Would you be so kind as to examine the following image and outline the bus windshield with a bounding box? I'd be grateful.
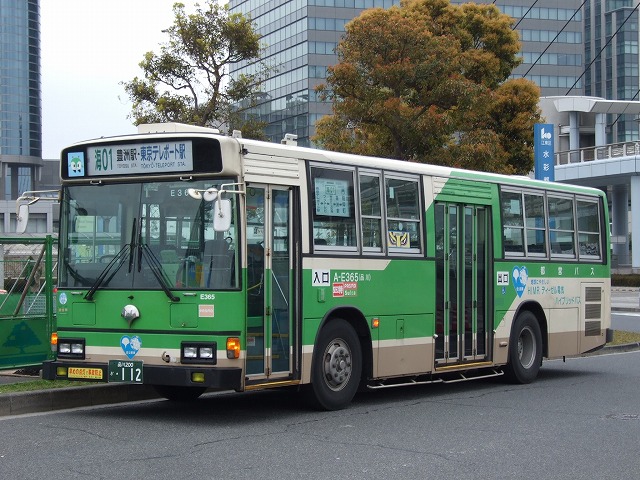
[58,179,238,291]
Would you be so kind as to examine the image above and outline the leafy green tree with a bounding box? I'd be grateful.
[123,1,270,138]
[315,0,541,174]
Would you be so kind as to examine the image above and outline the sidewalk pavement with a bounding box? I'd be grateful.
[1,288,639,417]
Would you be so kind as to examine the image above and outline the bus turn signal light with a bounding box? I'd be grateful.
[227,337,240,359]
[50,332,58,351]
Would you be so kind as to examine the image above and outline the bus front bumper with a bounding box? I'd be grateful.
[41,360,243,391]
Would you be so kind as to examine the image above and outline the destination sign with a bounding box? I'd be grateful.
[82,141,194,177]
[61,137,223,180]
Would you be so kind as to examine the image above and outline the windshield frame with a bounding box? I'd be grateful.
[58,179,240,292]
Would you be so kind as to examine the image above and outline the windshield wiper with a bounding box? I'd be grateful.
[84,245,131,301]
[86,219,138,301]
[140,244,180,302]
[128,218,137,274]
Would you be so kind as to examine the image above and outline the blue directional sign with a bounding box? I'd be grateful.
[534,123,554,182]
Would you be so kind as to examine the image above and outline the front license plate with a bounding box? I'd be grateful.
[108,360,143,383]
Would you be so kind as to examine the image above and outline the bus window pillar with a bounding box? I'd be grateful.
[612,184,629,267]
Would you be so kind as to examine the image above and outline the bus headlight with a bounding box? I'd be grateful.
[199,347,214,359]
[181,342,216,364]
[183,347,198,358]
[57,338,85,359]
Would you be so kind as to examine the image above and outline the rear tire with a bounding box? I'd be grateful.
[504,311,542,384]
[305,318,362,411]
[153,385,207,402]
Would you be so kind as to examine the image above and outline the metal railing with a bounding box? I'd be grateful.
[555,141,640,165]
[0,235,56,370]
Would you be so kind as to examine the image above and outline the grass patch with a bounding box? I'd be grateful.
[608,330,640,346]
[0,379,91,395]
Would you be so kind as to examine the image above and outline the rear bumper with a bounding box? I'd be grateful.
[42,360,243,391]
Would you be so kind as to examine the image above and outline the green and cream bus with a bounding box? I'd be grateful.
[39,123,611,410]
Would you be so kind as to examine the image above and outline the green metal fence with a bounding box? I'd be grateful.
[0,236,56,369]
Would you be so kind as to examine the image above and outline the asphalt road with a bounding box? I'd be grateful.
[0,286,636,417]
[1,350,639,480]
[612,311,640,332]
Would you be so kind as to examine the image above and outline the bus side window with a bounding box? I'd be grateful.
[359,172,383,252]
[548,195,576,258]
[501,190,524,256]
[310,166,357,250]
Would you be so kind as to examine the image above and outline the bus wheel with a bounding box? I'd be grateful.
[153,385,207,402]
[504,311,542,384]
[306,318,362,411]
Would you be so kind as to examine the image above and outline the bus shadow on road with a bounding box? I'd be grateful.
[84,387,314,425]
[81,364,603,424]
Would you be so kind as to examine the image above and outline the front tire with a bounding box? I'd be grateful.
[306,318,362,411]
[504,311,542,384]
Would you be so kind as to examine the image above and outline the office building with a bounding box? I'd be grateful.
[584,0,640,142]
[0,0,55,234]
[229,0,403,147]
[451,1,585,96]
[229,0,585,146]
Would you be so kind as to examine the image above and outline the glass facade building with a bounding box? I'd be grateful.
[229,0,584,147]
[0,0,47,232]
[584,0,640,142]
[450,1,585,96]
[0,0,41,196]
[228,0,402,147]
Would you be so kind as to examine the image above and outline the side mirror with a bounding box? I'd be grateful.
[16,204,29,234]
[213,199,232,232]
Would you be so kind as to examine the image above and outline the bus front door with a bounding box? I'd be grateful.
[435,203,489,367]
[245,185,293,381]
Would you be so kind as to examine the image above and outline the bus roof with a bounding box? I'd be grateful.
[65,122,604,199]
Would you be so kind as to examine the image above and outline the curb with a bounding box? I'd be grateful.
[588,342,640,356]
[602,341,640,352]
[0,383,159,417]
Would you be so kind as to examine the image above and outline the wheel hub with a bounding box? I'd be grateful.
[518,326,536,369]
[323,340,352,391]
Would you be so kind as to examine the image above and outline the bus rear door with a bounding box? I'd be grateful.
[435,203,490,367]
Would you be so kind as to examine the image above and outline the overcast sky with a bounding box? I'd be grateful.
[40,0,194,159]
